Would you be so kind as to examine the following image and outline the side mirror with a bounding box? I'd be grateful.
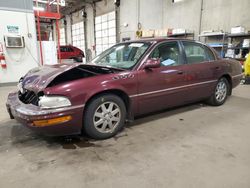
[143,58,161,69]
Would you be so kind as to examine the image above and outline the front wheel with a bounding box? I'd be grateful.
[83,94,126,139]
[207,77,229,106]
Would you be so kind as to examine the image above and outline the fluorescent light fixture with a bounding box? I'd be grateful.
[33,6,45,11]
[172,0,184,3]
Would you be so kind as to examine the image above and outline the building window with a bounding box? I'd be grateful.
[60,28,66,45]
[72,22,85,53]
[95,11,116,55]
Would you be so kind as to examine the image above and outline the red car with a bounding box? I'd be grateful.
[6,38,243,139]
[59,45,84,62]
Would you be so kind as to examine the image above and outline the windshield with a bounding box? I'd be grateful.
[91,42,151,70]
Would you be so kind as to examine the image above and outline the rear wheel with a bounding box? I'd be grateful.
[83,94,126,139]
[76,56,83,62]
[207,77,229,106]
[71,57,82,63]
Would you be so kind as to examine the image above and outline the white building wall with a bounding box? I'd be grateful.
[119,0,250,40]
[164,0,250,39]
[139,0,164,30]
[119,0,164,41]
[95,0,115,16]
[119,0,138,40]
[0,10,39,84]
[201,0,250,32]
[163,0,202,38]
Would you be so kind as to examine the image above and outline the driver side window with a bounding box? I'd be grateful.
[150,42,182,66]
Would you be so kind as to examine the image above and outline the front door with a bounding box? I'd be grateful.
[136,41,189,115]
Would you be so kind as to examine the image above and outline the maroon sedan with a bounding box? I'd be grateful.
[6,38,242,139]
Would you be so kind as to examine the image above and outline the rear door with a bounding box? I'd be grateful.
[181,41,220,102]
[136,41,189,115]
[66,47,75,59]
[60,47,75,59]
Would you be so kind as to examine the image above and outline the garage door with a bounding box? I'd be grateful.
[72,22,85,53]
[95,11,116,55]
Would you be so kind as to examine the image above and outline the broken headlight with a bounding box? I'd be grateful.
[38,96,71,109]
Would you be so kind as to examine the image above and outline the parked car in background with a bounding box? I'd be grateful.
[6,38,243,139]
[59,45,84,62]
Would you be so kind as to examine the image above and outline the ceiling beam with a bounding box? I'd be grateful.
[60,0,102,16]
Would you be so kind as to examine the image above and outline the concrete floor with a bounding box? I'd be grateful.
[0,85,250,188]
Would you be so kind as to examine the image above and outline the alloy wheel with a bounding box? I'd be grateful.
[93,101,121,133]
[215,80,227,102]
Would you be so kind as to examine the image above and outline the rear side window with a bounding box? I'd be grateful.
[204,46,216,61]
[60,47,74,52]
[183,41,215,64]
[67,47,74,52]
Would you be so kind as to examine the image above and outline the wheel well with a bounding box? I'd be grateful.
[84,89,131,118]
[221,74,232,95]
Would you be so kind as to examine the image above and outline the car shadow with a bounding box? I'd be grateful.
[45,136,102,149]
[127,102,207,128]
[9,125,100,150]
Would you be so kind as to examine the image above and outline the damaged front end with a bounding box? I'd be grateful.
[6,63,122,136]
[17,63,119,107]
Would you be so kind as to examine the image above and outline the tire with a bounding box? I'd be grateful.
[70,57,82,63]
[76,56,83,62]
[83,94,126,139]
[207,77,229,106]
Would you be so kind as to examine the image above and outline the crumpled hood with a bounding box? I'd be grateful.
[21,63,80,93]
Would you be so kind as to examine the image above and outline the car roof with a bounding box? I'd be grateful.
[121,37,220,60]
[125,37,195,43]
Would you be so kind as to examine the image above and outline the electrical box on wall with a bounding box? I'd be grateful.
[4,35,25,48]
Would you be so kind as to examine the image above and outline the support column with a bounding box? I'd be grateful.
[65,15,72,45]
[52,21,57,42]
[86,3,95,60]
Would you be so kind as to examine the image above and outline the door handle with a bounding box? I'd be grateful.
[177,70,184,75]
[215,66,220,70]
[211,66,220,70]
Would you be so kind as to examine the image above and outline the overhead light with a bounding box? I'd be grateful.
[172,0,184,3]
[114,0,120,6]
[33,6,45,11]
[60,0,65,6]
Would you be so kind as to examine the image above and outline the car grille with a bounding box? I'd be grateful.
[18,90,39,106]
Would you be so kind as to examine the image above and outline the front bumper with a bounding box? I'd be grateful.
[6,92,84,136]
